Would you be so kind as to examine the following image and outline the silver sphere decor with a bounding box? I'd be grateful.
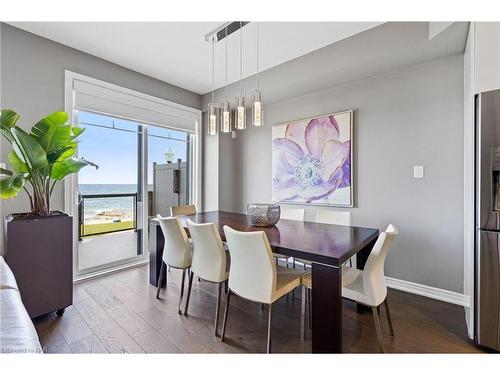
[246,204,281,227]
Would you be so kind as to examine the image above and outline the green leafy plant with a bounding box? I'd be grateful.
[0,109,97,215]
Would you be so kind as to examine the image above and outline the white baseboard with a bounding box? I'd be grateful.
[386,276,470,307]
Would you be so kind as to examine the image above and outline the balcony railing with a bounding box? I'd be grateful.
[78,193,138,239]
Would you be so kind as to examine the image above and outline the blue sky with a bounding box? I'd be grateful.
[77,111,188,185]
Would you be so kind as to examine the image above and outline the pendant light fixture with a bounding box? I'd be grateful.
[252,22,264,127]
[234,24,246,130]
[221,30,232,133]
[207,38,218,136]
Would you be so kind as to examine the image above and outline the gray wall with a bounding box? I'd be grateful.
[0,23,201,255]
[214,55,465,293]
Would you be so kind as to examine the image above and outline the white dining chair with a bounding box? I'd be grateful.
[278,206,305,265]
[301,224,399,352]
[170,204,196,216]
[155,215,193,314]
[280,207,305,221]
[221,226,306,353]
[168,205,196,272]
[315,209,351,226]
[184,219,229,337]
[315,209,354,267]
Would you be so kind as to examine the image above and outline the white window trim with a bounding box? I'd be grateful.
[64,70,202,279]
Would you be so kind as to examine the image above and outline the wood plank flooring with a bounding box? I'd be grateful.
[33,265,485,353]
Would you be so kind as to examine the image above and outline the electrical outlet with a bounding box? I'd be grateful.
[413,165,424,178]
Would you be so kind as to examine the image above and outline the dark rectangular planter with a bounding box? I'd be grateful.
[4,211,73,318]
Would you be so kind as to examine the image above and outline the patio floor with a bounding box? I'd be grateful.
[78,230,139,271]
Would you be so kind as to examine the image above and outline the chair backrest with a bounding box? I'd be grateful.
[315,209,351,226]
[156,215,191,269]
[223,226,276,304]
[187,219,228,283]
[362,224,399,306]
[170,205,196,217]
[280,207,305,221]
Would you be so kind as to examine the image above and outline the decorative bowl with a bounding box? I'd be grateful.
[246,204,281,227]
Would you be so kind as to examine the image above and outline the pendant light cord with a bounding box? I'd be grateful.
[240,23,243,96]
[211,38,215,104]
[225,29,228,101]
[256,22,260,91]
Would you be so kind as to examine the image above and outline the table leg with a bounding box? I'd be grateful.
[355,237,378,313]
[312,262,342,353]
[149,222,165,287]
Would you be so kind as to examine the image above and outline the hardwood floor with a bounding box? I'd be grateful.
[33,265,484,354]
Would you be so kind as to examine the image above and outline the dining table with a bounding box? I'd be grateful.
[149,210,379,353]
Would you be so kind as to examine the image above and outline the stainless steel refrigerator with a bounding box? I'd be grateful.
[475,89,500,351]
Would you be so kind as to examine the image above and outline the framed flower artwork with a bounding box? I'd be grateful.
[272,110,353,207]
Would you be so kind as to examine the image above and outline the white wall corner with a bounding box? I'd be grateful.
[386,277,470,307]
[463,22,476,339]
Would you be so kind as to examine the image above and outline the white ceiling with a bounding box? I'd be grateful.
[8,22,383,94]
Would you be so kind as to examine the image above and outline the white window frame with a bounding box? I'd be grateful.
[64,71,202,281]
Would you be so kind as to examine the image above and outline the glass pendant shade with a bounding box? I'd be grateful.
[208,103,218,135]
[252,90,263,126]
[221,101,232,133]
[235,96,246,130]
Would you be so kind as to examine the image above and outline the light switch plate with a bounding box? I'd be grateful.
[414,165,424,178]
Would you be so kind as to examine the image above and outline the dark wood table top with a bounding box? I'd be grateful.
[168,210,379,267]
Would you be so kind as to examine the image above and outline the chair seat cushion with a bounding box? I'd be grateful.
[301,272,311,289]
[341,266,369,305]
[301,266,368,305]
[273,266,305,302]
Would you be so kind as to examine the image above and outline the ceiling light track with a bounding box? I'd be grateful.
[205,21,250,43]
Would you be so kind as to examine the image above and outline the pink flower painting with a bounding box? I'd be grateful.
[272,111,353,206]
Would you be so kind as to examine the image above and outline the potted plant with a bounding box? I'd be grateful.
[0,109,97,317]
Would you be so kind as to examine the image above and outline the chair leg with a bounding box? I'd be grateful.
[372,306,385,353]
[183,270,194,315]
[384,298,395,337]
[221,289,232,342]
[156,262,166,299]
[300,286,307,341]
[308,288,312,329]
[349,258,352,267]
[266,303,273,353]
[214,282,223,337]
[178,269,187,314]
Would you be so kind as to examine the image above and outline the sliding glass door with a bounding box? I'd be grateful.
[73,110,193,278]
[75,111,144,275]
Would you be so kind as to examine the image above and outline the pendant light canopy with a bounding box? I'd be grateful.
[252,22,264,127]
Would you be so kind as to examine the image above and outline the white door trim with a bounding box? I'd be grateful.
[64,70,202,280]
